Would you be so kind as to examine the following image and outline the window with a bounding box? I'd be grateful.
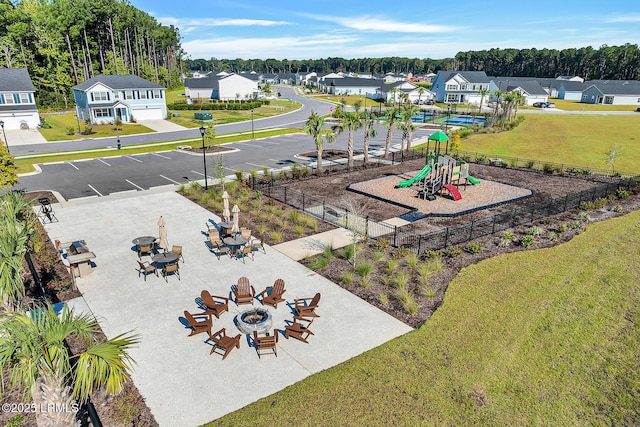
[19,93,30,103]
[114,91,119,99]
[139,90,148,99]
[93,108,110,118]
[4,94,15,104]
[124,90,135,100]
[93,91,108,101]
[152,90,162,99]
[0,94,4,104]
[446,84,457,90]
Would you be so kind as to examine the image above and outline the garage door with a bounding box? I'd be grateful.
[131,108,163,121]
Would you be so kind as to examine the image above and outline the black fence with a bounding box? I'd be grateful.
[259,173,636,256]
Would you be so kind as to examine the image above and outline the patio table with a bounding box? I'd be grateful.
[152,252,179,265]
[219,222,235,237]
[223,235,247,255]
[132,236,157,247]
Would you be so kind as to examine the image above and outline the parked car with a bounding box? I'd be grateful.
[545,102,556,108]
[636,107,640,112]
[532,102,544,108]
[424,99,435,105]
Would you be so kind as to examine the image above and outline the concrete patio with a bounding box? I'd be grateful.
[42,190,412,426]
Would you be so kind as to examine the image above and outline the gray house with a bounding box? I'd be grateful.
[581,80,640,105]
[0,68,40,130]
[488,79,548,106]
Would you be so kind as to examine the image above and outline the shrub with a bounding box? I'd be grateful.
[616,188,629,199]
[394,272,411,290]
[385,259,399,275]
[503,231,515,240]
[569,220,581,229]
[579,212,590,222]
[288,209,301,223]
[542,163,554,173]
[420,286,436,298]
[309,256,328,269]
[372,250,385,262]
[293,225,304,236]
[82,124,93,135]
[303,215,318,231]
[444,245,462,258]
[376,239,390,250]
[593,197,608,209]
[417,264,431,286]
[580,201,595,210]
[270,231,282,243]
[342,271,354,284]
[527,225,543,236]
[549,231,560,242]
[397,288,418,315]
[66,127,76,135]
[360,276,370,288]
[381,276,394,287]
[323,243,335,259]
[378,292,389,304]
[520,235,536,247]
[498,237,511,248]
[425,256,442,272]
[395,246,411,259]
[423,249,441,259]
[342,244,354,261]
[465,241,483,254]
[613,204,623,213]
[558,223,568,233]
[355,261,374,278]
[526,160,536,169]
[406,253,419,269]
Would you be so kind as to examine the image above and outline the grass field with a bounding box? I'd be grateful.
[460,114,640,173]
[209,209,640,426]
[39,113,154,141]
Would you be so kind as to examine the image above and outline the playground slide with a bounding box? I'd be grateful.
[467,175,481,185]
[397,165,431,188]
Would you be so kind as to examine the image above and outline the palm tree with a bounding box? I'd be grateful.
[0,191,39,310]
[416,86,426,106]
[361,110,378,165]
[303,111,336,176]
[397,106,417,153]
[477,88,489,113]
[332,112,363,170]
[383,108,399,159]
[0,303,139,427]
[389,88,399,106]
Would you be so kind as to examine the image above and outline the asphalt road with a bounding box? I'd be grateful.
[14,89,433,200]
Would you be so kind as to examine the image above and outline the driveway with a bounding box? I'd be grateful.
[138,119,188,132]
[43,189,412,426]
[3,127,48,148]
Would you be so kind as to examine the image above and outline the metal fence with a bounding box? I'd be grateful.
[260,173,636,256]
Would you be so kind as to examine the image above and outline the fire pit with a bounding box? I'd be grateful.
[234,308,272,334]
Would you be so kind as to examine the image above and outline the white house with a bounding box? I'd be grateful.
[184,73,259,101]
[488,79,548,106]
[581,81,640,105]
[72,74,166,124]
[557,81,588,101]
[319,77,382,96]
[0,68,40,130]
[430,71,492,105]
[375,81,432,104]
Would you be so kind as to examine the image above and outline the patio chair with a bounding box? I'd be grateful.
[258,279,286,308]
[162,262,180,282]
[240,227,251,240]
[200,290,229,319]
[251,235,266,254]
[171,245,184,263]
[236,245,254,263]
[183,310,212,337]
[208,328,241,360]
[293,293,321,318]
[253,330,278,358]
[233,277,255,305]
[137,243,154,260]
[285,316,314,343]
[136,260,158,281]
[209,240,231,260]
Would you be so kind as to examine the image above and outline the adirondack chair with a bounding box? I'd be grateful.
[258,279,286,308]
[233,277,255,305]
[293,292,321,318]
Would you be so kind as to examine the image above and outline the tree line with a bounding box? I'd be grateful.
[186,43,640,81]
[0,0,183,109]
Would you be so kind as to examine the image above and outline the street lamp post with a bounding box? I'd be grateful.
[445,104,451,134]
[251,108,254,139]
[117,136,121,150]
[199,126,208,190]
[75,105,81,134]
[0,120,8,154]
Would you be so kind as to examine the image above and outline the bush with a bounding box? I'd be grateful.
[342,244,354,261]
[580,201,595,210]
[613,204,623,213]
[465,241,483,254]
[527,225,543,236]
[616,188,629,199]
[66,127,76,135]
[342,271,354,284]
[503,231,515,240]
[526,160,536,169]
[394,272,411,290]
[593,197,608,209]
[423,249,442,259]
[579,212,591,222]
[549,231,560,242]
[82,125,93,135]
[378,292,389,304]
[520,235,536,247]
[569,220,581,229]
[309,256,328,270]
[385,259,399,275]
[498,237,511,248]
[444,245,462,258]
[558,224,568,233]
[355,261,374,278]
[542,163,554,173]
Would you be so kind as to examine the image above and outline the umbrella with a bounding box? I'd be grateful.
[222,191,230,223]
[158,216,169,252]
[427,131,449,155]
[231,205,240,233]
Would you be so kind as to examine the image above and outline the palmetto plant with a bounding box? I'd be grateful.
[0,304,139,427]
[383,108,399,159]
[397,106,417,152]
[361,110,378,165]
[332,112,363,170]
[303,110,336,176]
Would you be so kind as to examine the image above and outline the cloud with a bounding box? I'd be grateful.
[605,13,640,23]
[305,14,463,33]
[156,17,290,27]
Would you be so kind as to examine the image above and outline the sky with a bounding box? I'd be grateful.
[129,0,640,60]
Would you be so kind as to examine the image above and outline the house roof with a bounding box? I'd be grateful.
[557,81,588,91]
[0,104,38,112]
[438,71,491,84]
[184,77,220,89]
[493,79,548,96]
[0,68,35,92]
[72,74,164,91]
[325,77,382,88]
[585,80,640,95]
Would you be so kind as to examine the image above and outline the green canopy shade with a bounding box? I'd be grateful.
[428,131,449,142]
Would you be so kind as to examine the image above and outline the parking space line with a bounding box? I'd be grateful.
[235,142,263,148]
[126,179,145,190]
[190,170,204,176]
[152,153,172,160]
[126,155,143,163]
[66,162,79,170]
[97,158,111,166]
[87,184,103,197]
[160,175,180,184]
[246,162,267,168]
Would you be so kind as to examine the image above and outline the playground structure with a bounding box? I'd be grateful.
[397,154,480,201]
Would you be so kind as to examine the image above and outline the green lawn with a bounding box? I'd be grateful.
[209,209,640,426]
[459,114,640,173]
[39,113,154,141]
[548,99,639,112]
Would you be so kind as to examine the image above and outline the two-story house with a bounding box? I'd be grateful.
[72,74,167,124]
[0,68,40,130]
[430,71,492,105]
